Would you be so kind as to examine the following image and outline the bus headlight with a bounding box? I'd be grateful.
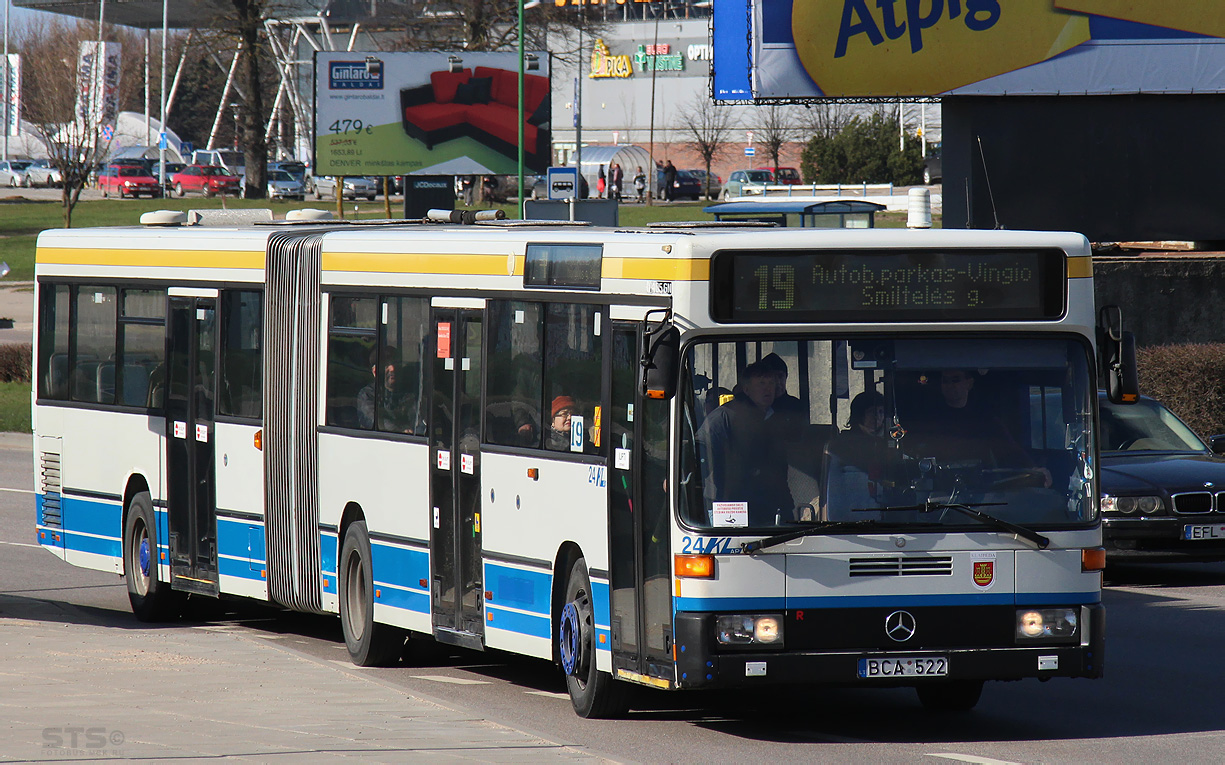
[716,614,784,646]
[1016,608,1078,640]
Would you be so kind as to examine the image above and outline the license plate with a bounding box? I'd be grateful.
[858,656,948,678]
[1184,524,1225,540]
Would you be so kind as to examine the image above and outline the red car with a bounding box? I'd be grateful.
[170,165,242,197]
[98,165,162,198]
[756,166,802,184]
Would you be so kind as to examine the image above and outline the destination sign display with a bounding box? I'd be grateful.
[711,249,1065,323]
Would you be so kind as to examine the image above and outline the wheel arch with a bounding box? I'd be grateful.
[550,541,584,665]
[337,501,366,570]
[122,473,153,546]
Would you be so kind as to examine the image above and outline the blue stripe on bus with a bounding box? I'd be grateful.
[371,541,430,612]
[373,582,431,614]
[486,604,552,639]
[216,517,266,570]
[63,494,122,537]
[676,591,1101,612]
[320,531,338,577]
[485,562,551,616]
[61,528,122,558]
[218,555,265,581]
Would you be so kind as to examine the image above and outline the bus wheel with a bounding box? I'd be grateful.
[916,680,984,712]
[123,491,179,622]
[560,558,627,718]
[339,520,405,667]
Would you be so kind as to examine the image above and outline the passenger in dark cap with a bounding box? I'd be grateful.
[759,352,806,437]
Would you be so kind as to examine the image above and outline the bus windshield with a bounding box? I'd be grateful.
[679,336,1095,532]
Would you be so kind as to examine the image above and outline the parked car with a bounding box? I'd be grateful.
[98,164,162,198]
[191,149,245,184]
[721,169,774,199]
[1100,392,1225,562]
[269,160,308,186]
[170,165,242,197]
[924,144,943,184]
[0,159,33,187]
[312,175,377,200]
[25,159,63,188]
[757,166,801,184]
[655,168,703,200]
[687,168,723,199]
[155,162,186,193]
[266,169,306,200]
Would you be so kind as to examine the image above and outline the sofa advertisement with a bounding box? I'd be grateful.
[714,0,1225,100]
[314,51,551,177]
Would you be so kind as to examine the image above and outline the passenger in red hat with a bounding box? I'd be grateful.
[548,395,577,451]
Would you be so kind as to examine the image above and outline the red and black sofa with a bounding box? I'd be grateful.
[400,66,551,171]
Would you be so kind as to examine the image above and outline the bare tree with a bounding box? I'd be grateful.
[18,20,116,228]
[675,92,737,200]
[752,104,802,175]
[797,101,854,142]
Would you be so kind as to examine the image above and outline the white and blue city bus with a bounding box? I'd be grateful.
[33,214,1133,716]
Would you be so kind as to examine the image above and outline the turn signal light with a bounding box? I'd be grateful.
[1082,547,1106,571]
[674,554,715,579]
[254,429,262,450]
[645,388,666,400]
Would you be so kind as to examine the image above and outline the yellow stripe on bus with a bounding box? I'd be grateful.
[37,248,264,269]
[1067,256,1092,278]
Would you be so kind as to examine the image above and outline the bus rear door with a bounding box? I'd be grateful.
[164,290,219,596]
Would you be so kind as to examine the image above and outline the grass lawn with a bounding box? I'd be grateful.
[0,382,31,433]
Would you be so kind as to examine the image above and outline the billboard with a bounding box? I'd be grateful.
[314,51,551,177]
[76,42,121,133]
[3,55,18,138]
[714,0,1225,100]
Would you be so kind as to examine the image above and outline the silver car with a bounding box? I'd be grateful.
[0,160,33,188]
[312,175,376,201]
[266,169,305,200]
[25,159,64,188]
[720,169,773,199]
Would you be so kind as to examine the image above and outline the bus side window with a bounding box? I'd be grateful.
[380,296,429,435]
[543,303,602,454]
[485,300,543,448]
[38,283,71,400]
[326,295,377,429]
[218,290,262,419]
[120,288,166,410]
[70,286,117,404]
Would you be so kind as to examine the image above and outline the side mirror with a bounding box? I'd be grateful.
[1098,305,1139,405]
[1209,435,1225,456]
[641,315,680,401]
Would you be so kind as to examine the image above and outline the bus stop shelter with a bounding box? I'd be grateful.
[703,199,886,228]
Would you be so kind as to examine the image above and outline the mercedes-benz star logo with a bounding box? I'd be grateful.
[885,610,917,642]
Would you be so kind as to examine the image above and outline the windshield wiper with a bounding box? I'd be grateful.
[875,501,1050,549]
[741,520,882,553]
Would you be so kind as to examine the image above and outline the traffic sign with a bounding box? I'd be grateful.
[745,146,756,156]
[547,166,579,201]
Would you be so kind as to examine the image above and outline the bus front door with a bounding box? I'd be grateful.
[165,294,219,596]
[429,308,485,647]
[608,324,674,685]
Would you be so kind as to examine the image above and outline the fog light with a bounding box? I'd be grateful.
[754,616,781,643]
[1016,608,1078,640]
[716,614,785,646]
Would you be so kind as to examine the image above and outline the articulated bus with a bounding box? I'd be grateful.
[33,214,1134,716]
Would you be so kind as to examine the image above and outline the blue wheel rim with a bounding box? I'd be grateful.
[559,602,581,676]
[139,535,151,578]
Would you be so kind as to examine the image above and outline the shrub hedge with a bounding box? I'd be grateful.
[0,344,30,383]
[1136,344,1225,441]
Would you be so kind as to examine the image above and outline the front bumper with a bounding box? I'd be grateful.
[1105,517,1225,561]
[673,606,1104,689]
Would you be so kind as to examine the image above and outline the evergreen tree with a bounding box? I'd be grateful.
[800,112,923,185]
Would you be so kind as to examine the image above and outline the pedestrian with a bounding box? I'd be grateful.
[597,164,606,198]
[633,166,646,202]
[610,162,624,201]
[663,160,677,202]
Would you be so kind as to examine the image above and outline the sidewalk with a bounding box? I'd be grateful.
[0,598,600,762]
[0,282,33,346]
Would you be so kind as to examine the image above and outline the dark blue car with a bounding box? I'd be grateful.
[1100,393,1225,561]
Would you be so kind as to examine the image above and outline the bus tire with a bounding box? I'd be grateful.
[339,520,405,667]
[916,680,984,712]
[123,491,179,622]
[560,558,627,718]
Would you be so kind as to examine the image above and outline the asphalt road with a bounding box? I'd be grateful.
[3,438,1225,763]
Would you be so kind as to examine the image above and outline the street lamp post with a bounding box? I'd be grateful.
[230,102,240,150]
[517,0,540,219]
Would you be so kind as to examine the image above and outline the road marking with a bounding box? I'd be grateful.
[0,487,34,494]
[526,690,570,699]
[929,754,1021,765]
[0,539,41,549]
[411,674,490,685]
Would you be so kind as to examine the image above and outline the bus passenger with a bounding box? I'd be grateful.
[357,347,416,433]
[548,395,578,451]
[696,361,795,525]
[823,391,889,519]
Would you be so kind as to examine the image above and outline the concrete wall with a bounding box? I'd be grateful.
[1094,254,1225,347]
